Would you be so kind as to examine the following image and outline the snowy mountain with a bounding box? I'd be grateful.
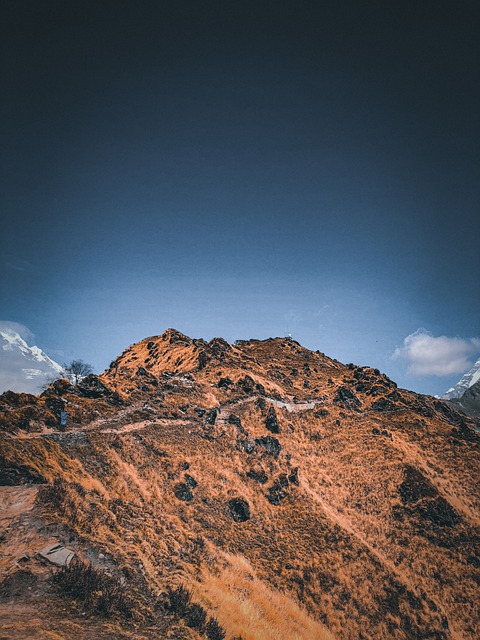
[440,356,480,400]
[0,327,63,394]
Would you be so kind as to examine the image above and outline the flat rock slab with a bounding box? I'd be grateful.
[38,543,75,567]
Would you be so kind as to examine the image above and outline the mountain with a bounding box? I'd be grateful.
[440,356,480,400]
[0,327,64,394]
[0,329,479,640]
[446,379,480,419]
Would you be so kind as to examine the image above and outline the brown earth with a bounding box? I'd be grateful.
[0,329,479,639]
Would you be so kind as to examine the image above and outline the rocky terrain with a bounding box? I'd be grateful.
[0,329,479,639]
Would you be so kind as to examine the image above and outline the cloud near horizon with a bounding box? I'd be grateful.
[393,330,480,377]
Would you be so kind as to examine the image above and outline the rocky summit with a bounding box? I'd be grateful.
[0,329,479,640]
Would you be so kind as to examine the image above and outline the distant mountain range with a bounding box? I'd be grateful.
[440,357,480,419]
[0,328,63,394]
[441,357,480,400]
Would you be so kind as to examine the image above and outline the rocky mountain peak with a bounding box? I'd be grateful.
[1,330,479,640]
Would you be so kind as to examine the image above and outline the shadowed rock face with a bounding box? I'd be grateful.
[0,330,479,640]
[447,379,480,418]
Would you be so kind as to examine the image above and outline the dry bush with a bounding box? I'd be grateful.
[51,558,133,618]
[205,616,226,640]
[167,584,192,618]
[185,602,207,632]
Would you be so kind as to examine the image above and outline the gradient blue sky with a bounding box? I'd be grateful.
[1,1,479,395]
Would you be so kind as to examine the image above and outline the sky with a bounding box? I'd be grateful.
[1,0,479,396]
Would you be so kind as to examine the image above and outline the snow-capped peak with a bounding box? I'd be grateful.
[0,328,64,394]
[440,356,480,400]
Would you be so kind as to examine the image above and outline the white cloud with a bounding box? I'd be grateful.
[393,329,480,377]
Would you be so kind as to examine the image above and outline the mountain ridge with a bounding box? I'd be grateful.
[0,329,479,639]
[0,327,63,394]
[441,356,480,400]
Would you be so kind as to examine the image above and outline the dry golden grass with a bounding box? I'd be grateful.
[1,330,479,639]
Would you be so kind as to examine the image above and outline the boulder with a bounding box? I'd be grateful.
[333,386,361,410]
[228,498,250,522]
[255,436,282,457]
[265,406,280,433]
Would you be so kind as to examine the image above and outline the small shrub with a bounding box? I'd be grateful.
[185,602,207,631]
[205,616,226,640]
[167,584,191,617]
[51,558,132,618]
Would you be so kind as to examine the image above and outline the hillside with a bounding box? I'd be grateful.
[1,329,479,640]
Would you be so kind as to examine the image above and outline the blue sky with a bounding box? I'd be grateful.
[1,1,479,396]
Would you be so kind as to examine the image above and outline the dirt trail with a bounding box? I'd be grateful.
[9,394,322,441]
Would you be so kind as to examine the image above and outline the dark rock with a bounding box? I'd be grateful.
[353,368,368,380]
[218,377,233,389]
[315,409,329,418]
[333,386,361,410]
[246,469,268,484]
[209,337,231,357]
[163,329,191,345]
[197,351,210,370]
[76,375,123,405]
[174,483,193,501]
[266,479,288,505]
[205,409,217,425]
[256,397,266,411]
[278,473,289,487]
[256,383,266,395]
[184,474,197,488]
[288,467,299,485]
[41,379,77,398]
[195,409,206,417]
[238,439,256,454]
[228,498,250,522]
[255,436,282,457]
[237,375,255,394]
[228,414,244,432]
[265,406,280,433]
[371,397,396,412]
[372,428,380,435]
